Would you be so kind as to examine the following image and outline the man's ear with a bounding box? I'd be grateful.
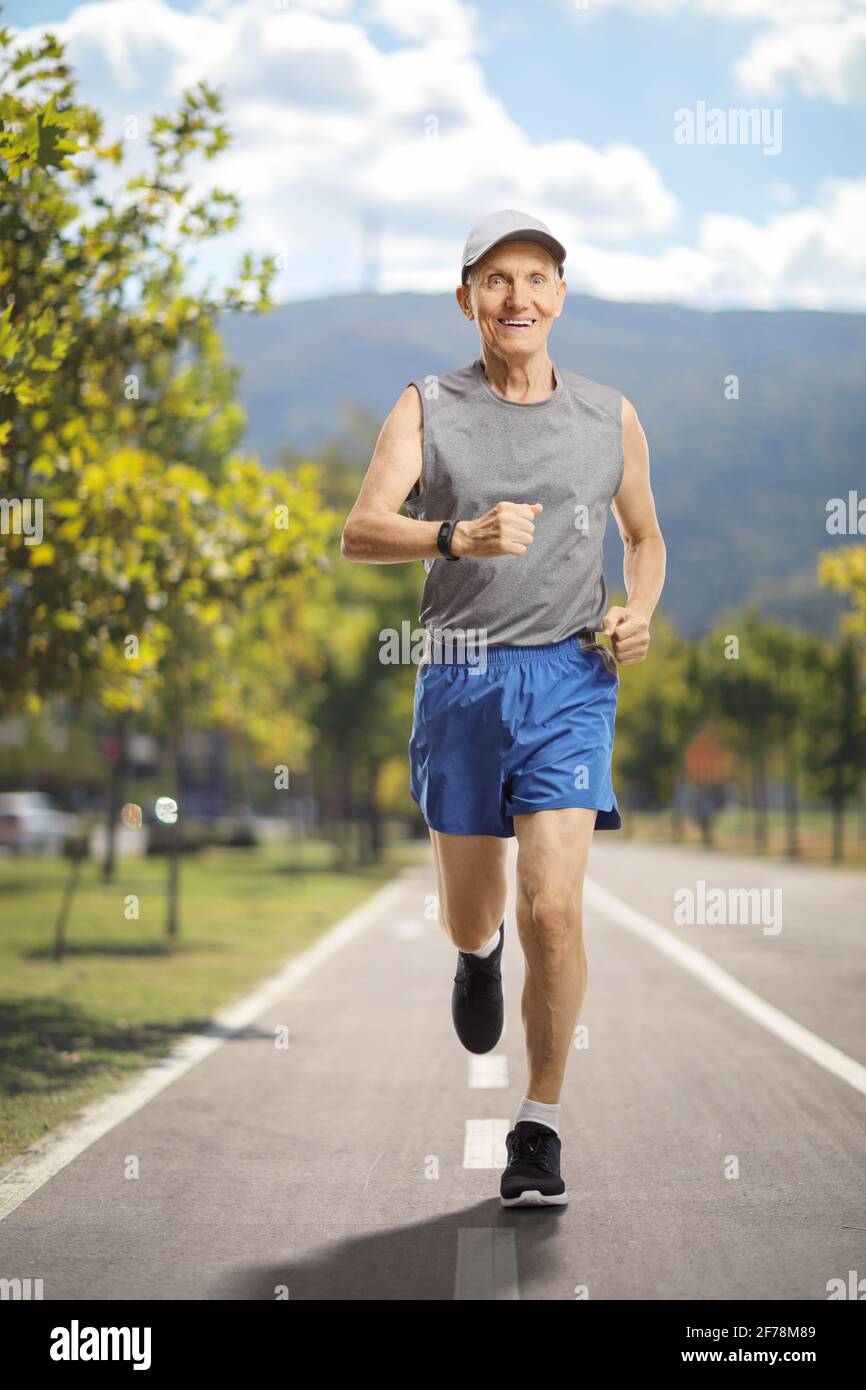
[455,284,473,320]
[554,278,567,318]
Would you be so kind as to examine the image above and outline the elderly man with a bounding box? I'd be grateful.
[341,210,665,1207]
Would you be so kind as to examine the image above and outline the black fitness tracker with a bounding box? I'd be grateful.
[436,519,461,560]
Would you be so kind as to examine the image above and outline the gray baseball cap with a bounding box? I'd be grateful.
[460,209,566,285]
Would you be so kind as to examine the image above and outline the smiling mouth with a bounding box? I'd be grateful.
[497,318,536,329]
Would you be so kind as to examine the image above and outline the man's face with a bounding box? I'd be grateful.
[457,242,566,358]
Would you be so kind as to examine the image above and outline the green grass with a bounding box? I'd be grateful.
[620,806,866,868]
[0,836,429,1165]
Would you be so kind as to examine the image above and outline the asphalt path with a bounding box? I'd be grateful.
[1,838,864,1300]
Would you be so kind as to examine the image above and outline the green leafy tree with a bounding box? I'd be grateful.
[612,606,701,832]
[701,610,784,853]
[1,27,334,934]
[753,621,822,859]
[819,543,866,643]
[799,635,866,862]
[1,28,276,706]
[817,541,866,857]
[281,427,422,866]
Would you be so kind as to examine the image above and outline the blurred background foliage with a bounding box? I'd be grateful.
[1,20,866,950]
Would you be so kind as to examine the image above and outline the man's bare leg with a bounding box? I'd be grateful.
[429,827,509,1053]
[512,808,597,1103]
[429,828,508,952]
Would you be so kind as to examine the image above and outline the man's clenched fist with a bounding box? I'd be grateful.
[453,501,543,558]
[601,606,651,665]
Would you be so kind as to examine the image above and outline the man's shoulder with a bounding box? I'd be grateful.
[408,362,480,412]
[557,364,623,425]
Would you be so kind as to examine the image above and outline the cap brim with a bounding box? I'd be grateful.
[462,229,566,283]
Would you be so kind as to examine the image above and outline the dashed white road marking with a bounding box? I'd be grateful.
[455,1228,519,1300]
[468,1054,509,1089]
[584,876,866,1098]
[463,1118,509,1168]
[394,918,424,939]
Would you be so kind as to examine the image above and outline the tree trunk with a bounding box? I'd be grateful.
[53,846,84,962]
[699,804,713,848]
[102,710,131,883]
[751,755,768,853]
[296,767,310,869]
[165,709,182,937]
[315,751,343,867]
[364,761,384,863]
[783,742,800,860]
[831,798,844,864]
[337,755,353,871]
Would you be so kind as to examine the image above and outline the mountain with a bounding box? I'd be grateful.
[219,292,866,636]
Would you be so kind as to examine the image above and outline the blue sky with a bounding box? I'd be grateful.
[5,0,865,309]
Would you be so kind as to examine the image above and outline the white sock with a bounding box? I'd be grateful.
[515,1096,560,1136]
[468,923,502,958]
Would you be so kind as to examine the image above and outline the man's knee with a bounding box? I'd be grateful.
[440,902,502,952]
[525,889,583,952]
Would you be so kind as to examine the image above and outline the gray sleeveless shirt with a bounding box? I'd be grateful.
[403,358,624,647]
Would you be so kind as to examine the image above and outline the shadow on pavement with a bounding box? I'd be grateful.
[212,1203,567,1300]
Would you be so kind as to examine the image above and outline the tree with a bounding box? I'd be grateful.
[1,26,334,935]
[292,430,422,867]
[817,541,866,859]
[819,543,866,643]
[611,605,701,831]
[754,621,821,859]
[701,610,783,853]
[800,636,866,863]
[1,28,277,711]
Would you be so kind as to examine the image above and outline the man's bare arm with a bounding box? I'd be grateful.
[341,386,541,563]
[341,387,447,563]
[602,396,666,663]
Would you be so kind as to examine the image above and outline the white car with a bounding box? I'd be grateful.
[0,791,81,856]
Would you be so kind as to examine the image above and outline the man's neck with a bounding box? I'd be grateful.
[478,350,556,404]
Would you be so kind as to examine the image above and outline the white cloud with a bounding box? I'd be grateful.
[589,1,859,17]
[10,0,864,309]
[578,0,866,104]
[500,175,866,312]
[14,1,677,280]
[366,0,477,48]
[735,14,866,102]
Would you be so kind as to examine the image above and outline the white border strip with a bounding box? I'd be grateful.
[0,877,409,1222]
[584,877,866,1097]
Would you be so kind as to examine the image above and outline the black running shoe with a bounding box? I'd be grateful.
[451,921,504,1054]
[500,1121,568,1207]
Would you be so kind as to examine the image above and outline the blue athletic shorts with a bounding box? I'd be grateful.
[408,632,621,837]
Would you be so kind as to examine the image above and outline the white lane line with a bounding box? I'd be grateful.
[584,876,866,1097]
[455,1228,519,1300]
[0,877,411,1222]
[463,1118,509,1169]
[468,1054,509,1089]
[393,918,424,939]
